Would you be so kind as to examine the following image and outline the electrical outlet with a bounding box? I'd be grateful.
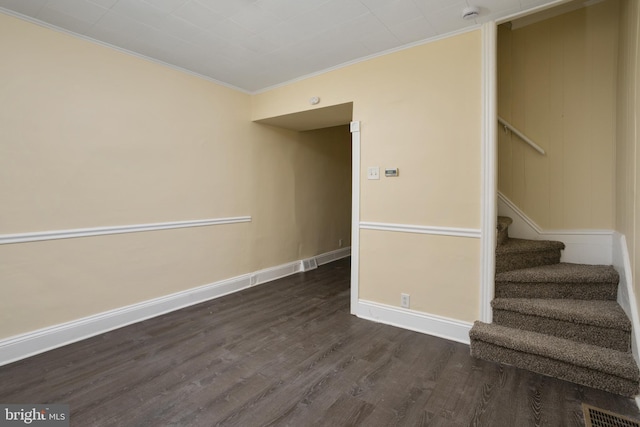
[400,293,410,308]
[339,239,343,247]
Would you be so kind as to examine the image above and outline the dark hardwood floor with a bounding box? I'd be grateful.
[1,258,639,426]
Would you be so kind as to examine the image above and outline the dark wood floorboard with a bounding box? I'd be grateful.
[1,257,639,426]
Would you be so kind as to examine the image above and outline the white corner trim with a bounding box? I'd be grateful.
[350,121,361,316]
[480,21,498,323]
[355,300,472,345]
[0,216,252,245]
[359,222,481,239]
[252,26,481,95]
[497,192,613,265]
[0,247,350,367]
[613,233,640,366]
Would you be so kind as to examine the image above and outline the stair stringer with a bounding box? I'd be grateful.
[498,192,613,265]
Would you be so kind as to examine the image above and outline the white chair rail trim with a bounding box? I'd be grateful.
[0,216,252,245]
[360,221,481,239]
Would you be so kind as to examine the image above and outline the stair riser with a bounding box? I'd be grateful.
[497,228,509,246]
[494,282,618,300]
[493,310,630,352]
[496,250,561,274]
[470,339,639,397]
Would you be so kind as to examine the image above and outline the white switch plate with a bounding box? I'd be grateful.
[367,166,380,180]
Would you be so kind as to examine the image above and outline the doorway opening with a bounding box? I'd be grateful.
[254,102,358,313]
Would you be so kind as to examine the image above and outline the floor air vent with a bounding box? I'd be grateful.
[301,258,318,272]
[583,404,640,427]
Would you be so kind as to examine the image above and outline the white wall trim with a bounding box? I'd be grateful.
[495,0,581,26]
[0,217,252,245]
[354,300,472,344]
[613,233,640,365]
[253,26,481,95]
[315,247,351,266]
[498,192,614,265]
[359,222,481,239]
[498,192,613,236]
[480,21,498,323]
[0,247,350,367]
[0,8,251,94]
[350,121,361,316]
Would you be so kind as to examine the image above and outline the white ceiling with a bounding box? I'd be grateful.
[0,0,558,93]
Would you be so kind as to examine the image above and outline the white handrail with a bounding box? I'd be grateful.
[498,116,546,155]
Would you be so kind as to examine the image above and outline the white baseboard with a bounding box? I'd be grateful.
[0,247,351,367]
[498,192,613,265]
[315,247,351,266]
[355,300,472,345]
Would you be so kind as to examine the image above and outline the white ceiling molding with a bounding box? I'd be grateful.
[0,0,561,92]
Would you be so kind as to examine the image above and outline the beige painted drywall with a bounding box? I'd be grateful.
[253,31,482,229]
[360,230,480,322]
[0,17,252,232]
[248,124,352,270]
[615,1,640,320]
[254,30,483,319]
[498,1,618,230]
[295,126,352,256]
[0,226,252,335]
[0,13,351,338]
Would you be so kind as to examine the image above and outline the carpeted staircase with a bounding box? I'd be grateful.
[470,216,640,397]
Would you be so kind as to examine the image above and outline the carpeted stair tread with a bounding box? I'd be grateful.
[496,238,565,255]
[480,216,637,395]
[469,321,639,381]
[496,263,619,284]
[495,238,564,273]
[491,299,630,331]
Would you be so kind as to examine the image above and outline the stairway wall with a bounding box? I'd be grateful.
[498,1,619,230]
[498,192,613,265]
[615,0,640,375]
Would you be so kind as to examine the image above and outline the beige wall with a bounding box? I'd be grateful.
[360,230,480,322]
[254,30,483,320]
[498,1,619,230]
[249,124,352,269]
[616,1,640,323]
[0,13,350,338]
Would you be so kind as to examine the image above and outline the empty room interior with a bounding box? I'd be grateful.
[2,0,640,425]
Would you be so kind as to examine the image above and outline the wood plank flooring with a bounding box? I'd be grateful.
[1,258,639,426]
